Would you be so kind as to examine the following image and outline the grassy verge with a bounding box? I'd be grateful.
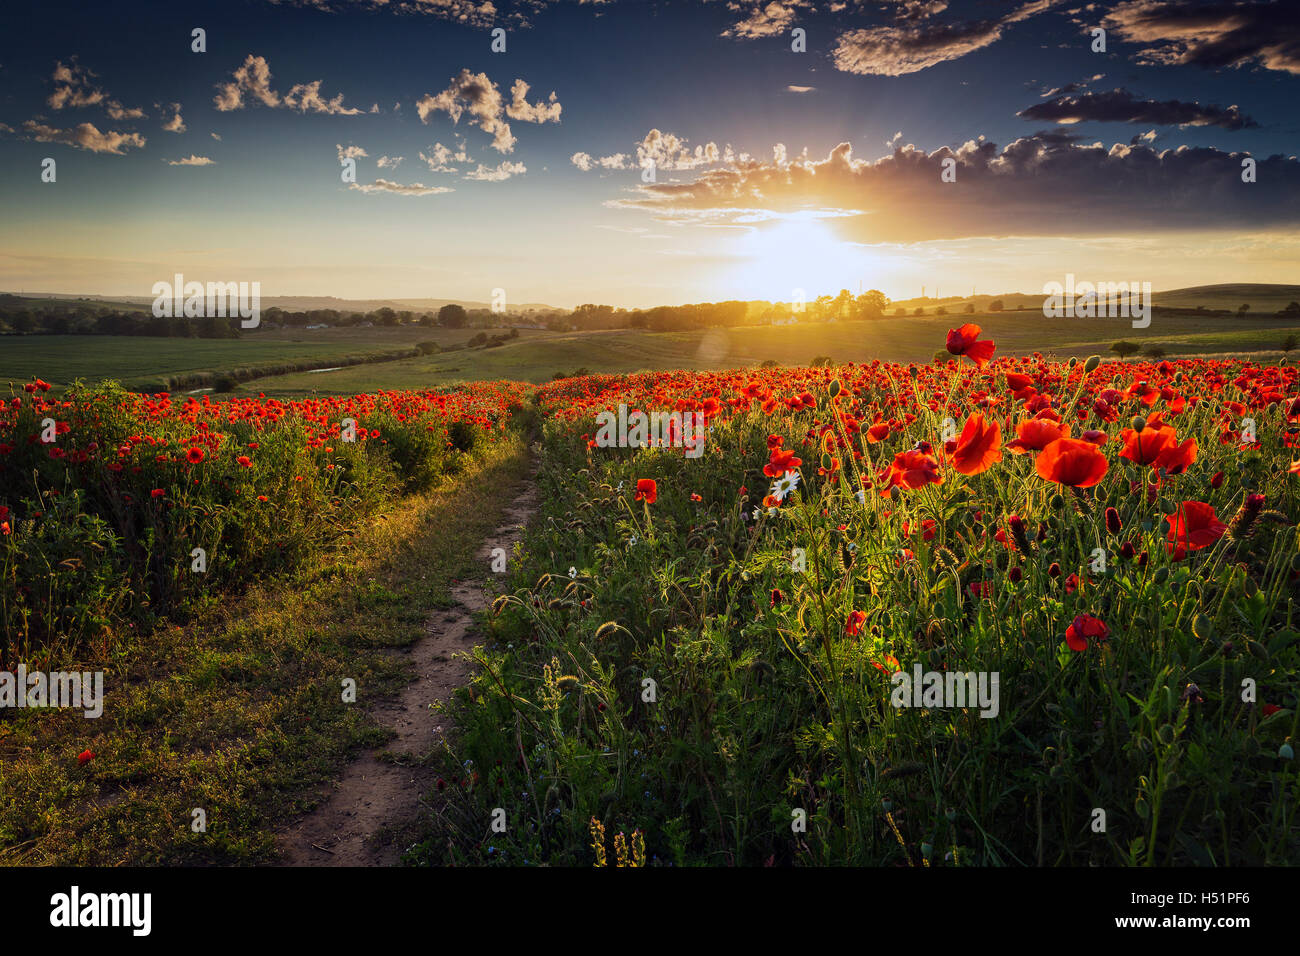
[0,429,535,865]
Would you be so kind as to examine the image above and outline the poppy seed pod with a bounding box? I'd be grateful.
[1084,355,1101,373]
[1105,507,1122,533]
[1131,416,1147,432]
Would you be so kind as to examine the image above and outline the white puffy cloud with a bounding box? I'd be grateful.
[348,178,454,196]
[416,70,561,153]
[161,103,186,133]
[832,0,1061,76]
[166,155,215,166]
[22,120,145,154]
[613,133,1300,241]
[215,55,362,114]
[464,160,526,181]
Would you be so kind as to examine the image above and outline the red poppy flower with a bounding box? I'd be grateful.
[77,749,95,765]
[237,455,253,468]
[634,478,657,503]
[1006,418,1068,454]
[950,412,1002,475]
[1166,501,1227,556]
[1065,614,1109,652]
[845,610,867,636]
[1035,437,1109,487]
[945,324,997,368]
[186,446,206,464]
[764,447,802,477]
[879,448,942,495]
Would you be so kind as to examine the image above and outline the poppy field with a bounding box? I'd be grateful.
[421,326,1300,866]
[0,378,530,666]
[4,324,1300,868]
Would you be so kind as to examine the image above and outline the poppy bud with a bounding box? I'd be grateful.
[1048,562,1061,578]
[829,379,842,398]
[1120,540,1136,559]
[1050,493,1064,510]
[1104,507,1122,533]
[1084,355,1100,373]
[1008,565,1022,583]
[1280,742,1295,760]
[1210,471,1224,489]
[1131,416,1147,432]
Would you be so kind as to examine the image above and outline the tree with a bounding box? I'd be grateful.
[1237,303,1250,318]
[1111,340,1141,360]
[1282,334,1298,354]
[1143,344,1167,360]
[964,302,975,313]
[853,289,888,320]
[989,299,1005,312]
[438,304,468,328]
[1281,301,1300,316]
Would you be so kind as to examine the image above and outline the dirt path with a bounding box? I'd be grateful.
[275,469,539,866]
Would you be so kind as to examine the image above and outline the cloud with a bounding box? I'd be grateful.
[264,0,520,29]
[417,70,560,153]
[1102,0,1300,75]
[610,134,1300,242]
[722,1,810,38]
[211,132,222,141]
[832,0,1061,76]
[421,141,471,172]
[48,59,145,120]
[377,155,403,169]
[337,143,368,161]
[464,160,527,181]
[166,155,215,166]
[786,85,816,93]
[1019,88,1258,130]
[571,151,594,171]
[284,80,364,115]
[214,55,362,114]
[48,60,105,109]
[637,129,721,171]
[505,79,562,123]
[348,178,454,196]
[214,55,280,110]
[22,120,145,155]
[161,103,186,133]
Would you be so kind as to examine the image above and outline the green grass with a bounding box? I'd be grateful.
[0,432,535,865]
[8,309,1300,400]
[0,327,550,390]
[252,311,1300,398]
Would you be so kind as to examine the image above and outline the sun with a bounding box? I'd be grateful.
[729,217,877,305]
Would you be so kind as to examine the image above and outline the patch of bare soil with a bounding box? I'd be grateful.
[275,471,538,866]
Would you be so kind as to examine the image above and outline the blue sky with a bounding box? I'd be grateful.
[2,0,1298,307]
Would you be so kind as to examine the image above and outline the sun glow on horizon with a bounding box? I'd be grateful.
[728,218,883,304]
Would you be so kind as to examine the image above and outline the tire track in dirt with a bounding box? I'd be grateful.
[276,466,538,866]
